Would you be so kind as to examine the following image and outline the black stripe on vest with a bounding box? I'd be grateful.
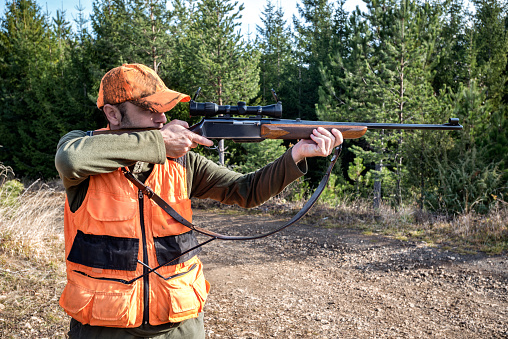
[154,230,201,266]
[67,230,139,271]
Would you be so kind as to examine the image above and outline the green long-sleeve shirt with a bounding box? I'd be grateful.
[55,129,307,212]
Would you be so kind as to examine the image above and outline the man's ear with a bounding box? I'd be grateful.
[103,104,121,129]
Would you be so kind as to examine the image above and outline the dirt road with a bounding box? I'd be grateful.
[193,210,508,338]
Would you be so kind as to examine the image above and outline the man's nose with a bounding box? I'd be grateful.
[154,112,167,124]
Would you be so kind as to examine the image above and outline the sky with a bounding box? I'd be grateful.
[0,0,368,37]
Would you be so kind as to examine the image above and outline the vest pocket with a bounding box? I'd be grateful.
[60,275,139,327]
[169,287,199,313]
[155,263,209,322]
[67,230,139,271]
[153,231,202,266]
[84,192,138,238]
[92,291,132,322]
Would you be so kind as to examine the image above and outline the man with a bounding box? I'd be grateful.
[55,63,343,338]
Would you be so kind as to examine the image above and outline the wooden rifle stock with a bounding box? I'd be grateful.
[260,124,367,140]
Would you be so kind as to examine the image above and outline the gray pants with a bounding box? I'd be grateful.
[68,313,205,339]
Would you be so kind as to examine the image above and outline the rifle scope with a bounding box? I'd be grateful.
[189,101,283,118]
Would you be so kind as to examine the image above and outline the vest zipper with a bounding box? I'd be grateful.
[138,189,150,325]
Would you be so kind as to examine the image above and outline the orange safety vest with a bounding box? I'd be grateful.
[59,157,210,327]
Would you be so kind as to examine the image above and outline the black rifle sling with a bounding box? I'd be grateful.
[122,146,342,242]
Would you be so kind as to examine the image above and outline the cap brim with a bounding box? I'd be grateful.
[131,89,191,113]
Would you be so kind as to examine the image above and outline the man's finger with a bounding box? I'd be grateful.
[310,134,328,156]
[331,128,344,147]
[190,133,214,147]
[314,128,333,152]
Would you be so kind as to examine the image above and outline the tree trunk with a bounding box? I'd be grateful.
[218,89,225,166]
[373,161,382,209]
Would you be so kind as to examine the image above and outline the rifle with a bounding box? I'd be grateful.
[89,89,462,139]
[187,89,463,141]
[85,90,463,253]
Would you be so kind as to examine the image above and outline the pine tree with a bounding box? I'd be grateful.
[431,0,470,93]
[472,0,507,106]
[317,0,448,206]
[90,0,133,71]
[174,0,259,105]
[256,0,295,105]
[293,0,337,120]
[172,0,260,165]
[0,0,69,177]
[126,0,173,73]
[62,4,103,132]
[470,0,508,174]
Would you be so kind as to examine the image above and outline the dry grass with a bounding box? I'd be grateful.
[303,199,508,255]
[1,180,505,261]
[0,180,65,262]
[0,180,68,338]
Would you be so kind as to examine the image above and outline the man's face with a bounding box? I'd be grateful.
[116,101,167,129]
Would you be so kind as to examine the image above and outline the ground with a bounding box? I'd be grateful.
[195,211,508,339]
[0,209,507,338]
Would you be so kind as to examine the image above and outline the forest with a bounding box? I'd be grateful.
[0,0,507,215]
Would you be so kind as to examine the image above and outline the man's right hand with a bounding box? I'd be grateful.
[160,120,214,158]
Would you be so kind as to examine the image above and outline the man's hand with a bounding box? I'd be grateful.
[291,127,343,164]
[160,120,214,158]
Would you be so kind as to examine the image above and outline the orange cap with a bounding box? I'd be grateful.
[96,64,190,113]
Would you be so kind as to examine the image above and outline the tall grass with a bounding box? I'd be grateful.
[0,179,65,261]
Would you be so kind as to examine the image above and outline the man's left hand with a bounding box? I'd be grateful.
[291,127,343,164]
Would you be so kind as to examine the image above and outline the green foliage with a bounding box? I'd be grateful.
[228,139,286,174]
[279,176,310,203]
[256,0,296,105]
[471,0,508,105]
[293,0,345,120]
[0,180,24,207]
[0,0,65,178]
[318,173,355,205]
[347,156,369,196]
[431,0,470,93]
[172,0,260,104]
[427,146,504,214]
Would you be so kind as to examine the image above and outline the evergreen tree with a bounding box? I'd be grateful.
[172,0,260,165]
[431,0,470,94]
[127,0,173,73]
[0,0,69,177]
[256,0,295,105]
[293,0,337,120]
[317,0,447,206]
[174,0,259,105]
[63,3,103,131]
[426,80,505,213]
[90,0,133,71]
[472,0,507,106]
[470,0,508,181]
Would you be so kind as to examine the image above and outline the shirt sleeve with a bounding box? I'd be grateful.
[55,130,166,190]
[186,149,307,208]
